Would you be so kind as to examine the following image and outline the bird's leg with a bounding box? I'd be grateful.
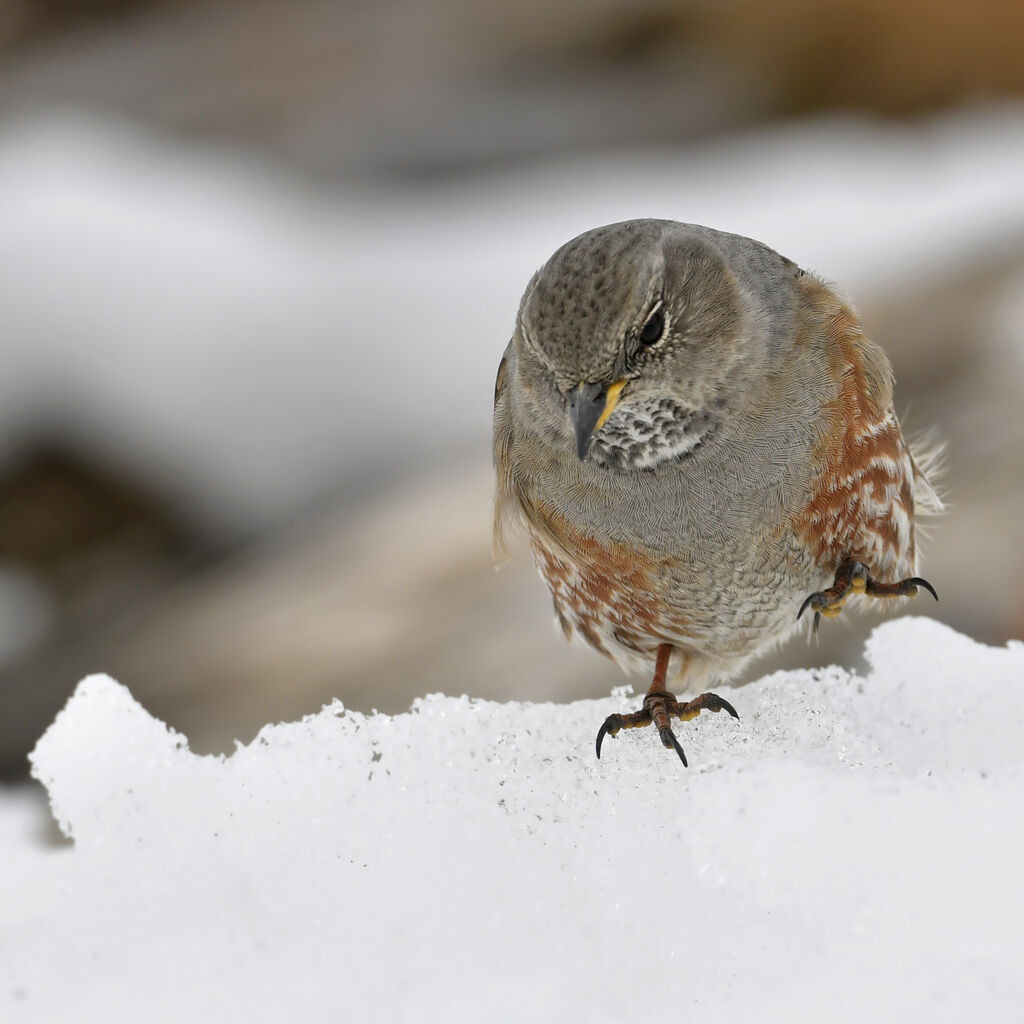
[595,644,739,767]
[797,558,938,633]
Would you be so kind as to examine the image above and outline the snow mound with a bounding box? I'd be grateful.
[10,618,1024,1023]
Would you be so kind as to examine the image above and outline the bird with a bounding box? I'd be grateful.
[492,219,942,767]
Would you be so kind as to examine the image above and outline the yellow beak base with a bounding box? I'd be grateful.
[595,379,627,431]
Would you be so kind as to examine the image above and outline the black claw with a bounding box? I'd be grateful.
[699,694,741,720]
[909,577,939,602]
[796,592,818,621]
[595,719,614,760]
[813,610,821,635]
[660,726,688,768]
[718,697,741,720]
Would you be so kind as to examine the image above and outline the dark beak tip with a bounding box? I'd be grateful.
[569,382,606,463]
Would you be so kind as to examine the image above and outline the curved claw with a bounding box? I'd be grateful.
[796,591,820,621]
[707,695,740,720]
[659,725,688,768]
[595,717,617,760]
[908,576,939,602]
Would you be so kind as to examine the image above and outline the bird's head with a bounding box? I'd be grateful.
[513,220,755,472]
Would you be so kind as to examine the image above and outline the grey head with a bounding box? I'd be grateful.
[514,219,770,472]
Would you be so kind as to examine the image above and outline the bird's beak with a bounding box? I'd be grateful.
[568,379,626,459]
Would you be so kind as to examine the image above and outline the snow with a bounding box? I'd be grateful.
[1,105,1024,532]
[3,617,1022,1022]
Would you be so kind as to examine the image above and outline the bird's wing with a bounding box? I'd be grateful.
[793,280,920,579]
[492,341,518,563]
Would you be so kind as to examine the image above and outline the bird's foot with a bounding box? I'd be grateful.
[797,559,938,633]
[595,689,739,767]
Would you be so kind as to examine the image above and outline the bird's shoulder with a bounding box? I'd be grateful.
[493,342,511,410]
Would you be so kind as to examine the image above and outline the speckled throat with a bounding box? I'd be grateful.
[588,396,720,471]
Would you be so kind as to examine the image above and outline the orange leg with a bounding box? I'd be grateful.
[595,644,739,767]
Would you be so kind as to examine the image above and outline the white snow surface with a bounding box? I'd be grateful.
[3,617,1023,1022]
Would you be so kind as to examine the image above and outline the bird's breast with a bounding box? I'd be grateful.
[527,506,678,668]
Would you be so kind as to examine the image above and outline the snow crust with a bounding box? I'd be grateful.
[4,618,1023,1022]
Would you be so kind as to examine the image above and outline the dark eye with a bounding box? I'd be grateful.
[639,308,664,346]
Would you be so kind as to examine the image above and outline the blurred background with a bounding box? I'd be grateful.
[1,0,1022,778]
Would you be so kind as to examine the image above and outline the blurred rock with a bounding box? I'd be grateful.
[0,442,213,776]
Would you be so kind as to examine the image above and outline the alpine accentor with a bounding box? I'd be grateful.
[492,220,941,766]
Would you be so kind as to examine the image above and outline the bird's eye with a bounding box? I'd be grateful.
[639,308,664,346]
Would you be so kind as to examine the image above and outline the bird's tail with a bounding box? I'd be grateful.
[908,427,947,517]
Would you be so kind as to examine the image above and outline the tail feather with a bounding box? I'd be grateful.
[908,427,947,517]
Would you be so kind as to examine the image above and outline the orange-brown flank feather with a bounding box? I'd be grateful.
[793,282,916,580]
[527,500,674,662]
